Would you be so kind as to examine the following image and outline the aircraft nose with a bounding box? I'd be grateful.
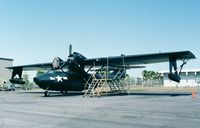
[34,76,45,85]
[33,76,40,84]
[33,76,47,89]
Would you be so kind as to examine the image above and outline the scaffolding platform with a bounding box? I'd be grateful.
[83,73,128,97]
[83,55,130,97]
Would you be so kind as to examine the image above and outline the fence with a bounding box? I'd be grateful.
[125,77,164,87]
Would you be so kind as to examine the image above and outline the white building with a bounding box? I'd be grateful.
[0,58,13,83]
[159,69,200,87]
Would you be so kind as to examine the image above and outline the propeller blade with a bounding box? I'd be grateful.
[69,44,72,55]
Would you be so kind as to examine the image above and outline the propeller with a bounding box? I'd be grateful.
[52,57,64,70]
[52,44,73,70]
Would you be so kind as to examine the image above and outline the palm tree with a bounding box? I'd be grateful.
[142,70,163,86]
[142,70,148,80]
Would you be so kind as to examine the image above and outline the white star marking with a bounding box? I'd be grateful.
[55,76,63,82]
[49,76,68,82]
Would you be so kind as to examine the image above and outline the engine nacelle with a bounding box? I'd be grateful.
[52,57,64,70]
[10,78,25,85]
[168,73,181,83]
[68,52,87,64]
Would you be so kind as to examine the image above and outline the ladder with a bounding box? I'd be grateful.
[84,78,108,97]
[83,64,128,97]
[107,81,118,93]
[113,68,126,80]
[113,80,126,93]
[84,79,98,97]
[94,79,108,97]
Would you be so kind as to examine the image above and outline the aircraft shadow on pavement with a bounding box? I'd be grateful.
[102,92,191,97]
[19,91,191,97]
[127,93,191,97]
[20,91,84,97]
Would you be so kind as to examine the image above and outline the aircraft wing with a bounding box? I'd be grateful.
[7,51,195,70]
[6,62,53,84]
[7,57,65,71]
[83,51,196,67]
[7,62,52,71]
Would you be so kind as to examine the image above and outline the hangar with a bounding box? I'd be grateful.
[159,69,200,87]
[0,58,13,84]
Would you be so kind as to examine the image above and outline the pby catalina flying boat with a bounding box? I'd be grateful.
[7,45,196,96]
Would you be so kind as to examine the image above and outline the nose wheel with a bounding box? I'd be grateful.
[44,91,50,97]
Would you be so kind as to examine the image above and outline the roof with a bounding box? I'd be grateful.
[0,57,14,61]
[159,69,200,73]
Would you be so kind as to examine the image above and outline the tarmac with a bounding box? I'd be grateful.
[0,91,200,128]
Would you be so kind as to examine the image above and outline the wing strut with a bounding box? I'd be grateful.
[168,58,189,83]
[10,67,25,84]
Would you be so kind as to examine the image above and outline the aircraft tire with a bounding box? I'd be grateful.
[61,91,67,94]
[44,91,50,97]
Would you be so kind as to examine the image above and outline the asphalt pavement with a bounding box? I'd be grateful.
[0,91,200,128]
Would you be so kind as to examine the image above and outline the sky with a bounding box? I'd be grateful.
[0,0,200,78]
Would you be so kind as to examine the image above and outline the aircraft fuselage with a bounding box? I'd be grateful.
[33,70,85,91]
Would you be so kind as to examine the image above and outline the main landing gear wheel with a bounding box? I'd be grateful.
[61,91,68,95]
[44,91,50,97]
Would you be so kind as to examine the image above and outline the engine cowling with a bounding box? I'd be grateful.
[68,52,87,64]
[52,57,64,70]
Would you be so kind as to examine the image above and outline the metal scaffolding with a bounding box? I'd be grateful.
[84,57,128,97]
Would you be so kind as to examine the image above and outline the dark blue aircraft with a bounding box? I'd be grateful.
[7,45,196,96]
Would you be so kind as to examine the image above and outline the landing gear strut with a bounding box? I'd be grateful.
[44,91,50,97]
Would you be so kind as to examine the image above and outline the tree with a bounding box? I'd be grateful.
[142,70,163,86]
[142,70,148,80]
[23,73,29,85]
[21,73,29,90]
[36,70,45,76]
[142,70,162,80]
[21,73,34,90]
[154,72,163,80]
